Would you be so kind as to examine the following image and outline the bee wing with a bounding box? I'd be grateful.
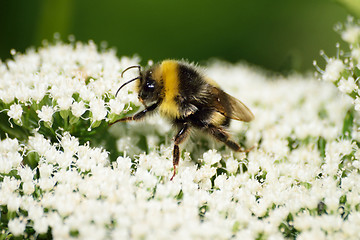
[225,93,254,122]
[211,87,254,122]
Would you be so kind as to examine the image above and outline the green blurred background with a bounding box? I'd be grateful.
[0,0,359,73]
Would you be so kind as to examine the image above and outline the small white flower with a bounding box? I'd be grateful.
[36,105,55,123]
[351,48,360,60]
[79,85,96,102]
[146,135,160,149]
[342,25,360,44]
[135,168,158,189]
[18,166,34,182]
[7,103,23,120]
[89,98,107,121]
[78,224,106,240]
[71,100,87,117]
[33,217,49,234]
[202,149,222,165]
[337,139,354,156]
[56,151,75,169]
[60,132,79,154]
[7,194,21,212]
[198,178,212,190]
[322,58,345,82]
[38,177,56,191]
[247,159,260,175]
[0,89,15,104]
[22,181,35,194]
[0,157,12,174]
[115,156,132,172]
[354,97,360,111]
[109,98,125,115]
[352,160,360,169]
[20,195,36,211]
[8,218,26,236]
[338,77,358,94]
[0,138,19,153]
[52,223,71,240]
[57,96,73,110]
[31,83,48,103]
[194,165,217,182]
[116,136,136,153]
[214,174,227,189]
[7,151,22,169]
[1,177,20,194]
[226,157,239,174]
[39,163,53,178]
[89,79,108,97]
[28,133,51,156]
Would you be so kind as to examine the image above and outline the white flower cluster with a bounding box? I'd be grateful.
[1,39,360,239]
[0,40,140,130]
[315,16,360,113]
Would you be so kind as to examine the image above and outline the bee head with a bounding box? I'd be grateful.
[115,65,161,106]
[137,68,161,105]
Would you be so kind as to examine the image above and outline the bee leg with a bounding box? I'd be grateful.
[171,123,190,180]
[207,125,253,152]
[109,102,159,126]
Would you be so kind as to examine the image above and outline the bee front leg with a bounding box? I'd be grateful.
[109,102,159,125]
[171,123,190,180]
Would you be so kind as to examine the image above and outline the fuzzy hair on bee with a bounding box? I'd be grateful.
[111,60,254,180]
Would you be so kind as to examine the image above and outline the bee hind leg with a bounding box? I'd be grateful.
[207,124,253,153]
[171,123,190,180]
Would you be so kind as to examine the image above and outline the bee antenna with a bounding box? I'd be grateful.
[121,65,141,78]
[115,77,140,97]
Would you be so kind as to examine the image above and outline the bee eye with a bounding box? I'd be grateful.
[145,81,155,92]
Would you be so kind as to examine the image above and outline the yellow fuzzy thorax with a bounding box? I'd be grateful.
[158,60,181,118]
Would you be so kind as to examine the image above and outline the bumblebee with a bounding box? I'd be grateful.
[112,60,254,180]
